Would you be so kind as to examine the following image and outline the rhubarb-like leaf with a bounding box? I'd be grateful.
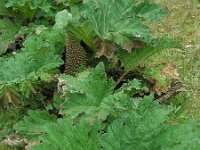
[14,110,57,140]
[117,37,181,72]
[0,19,21,55]
[60,63,115,110]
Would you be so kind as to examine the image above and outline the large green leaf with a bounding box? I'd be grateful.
[155,120,200,150]
[0,28,64,104]
[22,27,66,55]
[0,28,64,84]
[117,37,181,72]
[0,47,62,85]
[17,94,200,150]
[6,0,55,20]
[61,92,136,120]
[135,1,167,22]
[64,0,167,58]
[67,22,96,50]
[100,92,135,118]
[0,19,21,55]
[6,0,54,11]
[60,63,115,112]
[14,110,57,140]
[101,118,200,150]
[14,87,200,149]
[100,95,200,149]
[53,0,167,58]
[83,0,151,44]
[32,118,102,150]
[59,64,141,120]
[53,9,96,50]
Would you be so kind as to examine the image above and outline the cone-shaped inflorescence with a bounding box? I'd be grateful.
[65,36,87,75]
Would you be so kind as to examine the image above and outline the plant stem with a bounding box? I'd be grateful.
[115,72,128,87]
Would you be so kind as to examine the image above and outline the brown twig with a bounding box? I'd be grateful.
[115,72,128,87]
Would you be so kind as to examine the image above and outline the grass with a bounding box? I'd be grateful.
[150,0,200,117]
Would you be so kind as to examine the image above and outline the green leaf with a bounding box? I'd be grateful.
[135,1,167,22]
[0,49,62,85]
[14,110,57,140]
[0,28,64,102]
[60,63,115,114]
[62,106,106,119]
[54,9,72,29]
[100,93,135,118]
[6,0,55,20]
[66,0,168,58]
[0,0,14,17]
[117,37,181,72]
[83,0,151,44]
[67,22,96,50]
[59,65,143,120]
[37,70,58,82]
[22,27,66,55]
[54,7,96,51]
[32,118,102,150]
[19,80,41,99]
[54,0,81,6]
[116,79,148,96]
[101,94,200,149]
[156,120,200,150]
[15,93,200,149]
[0,29,64,85]
[0,19,21,55]
[100,94,199,150]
